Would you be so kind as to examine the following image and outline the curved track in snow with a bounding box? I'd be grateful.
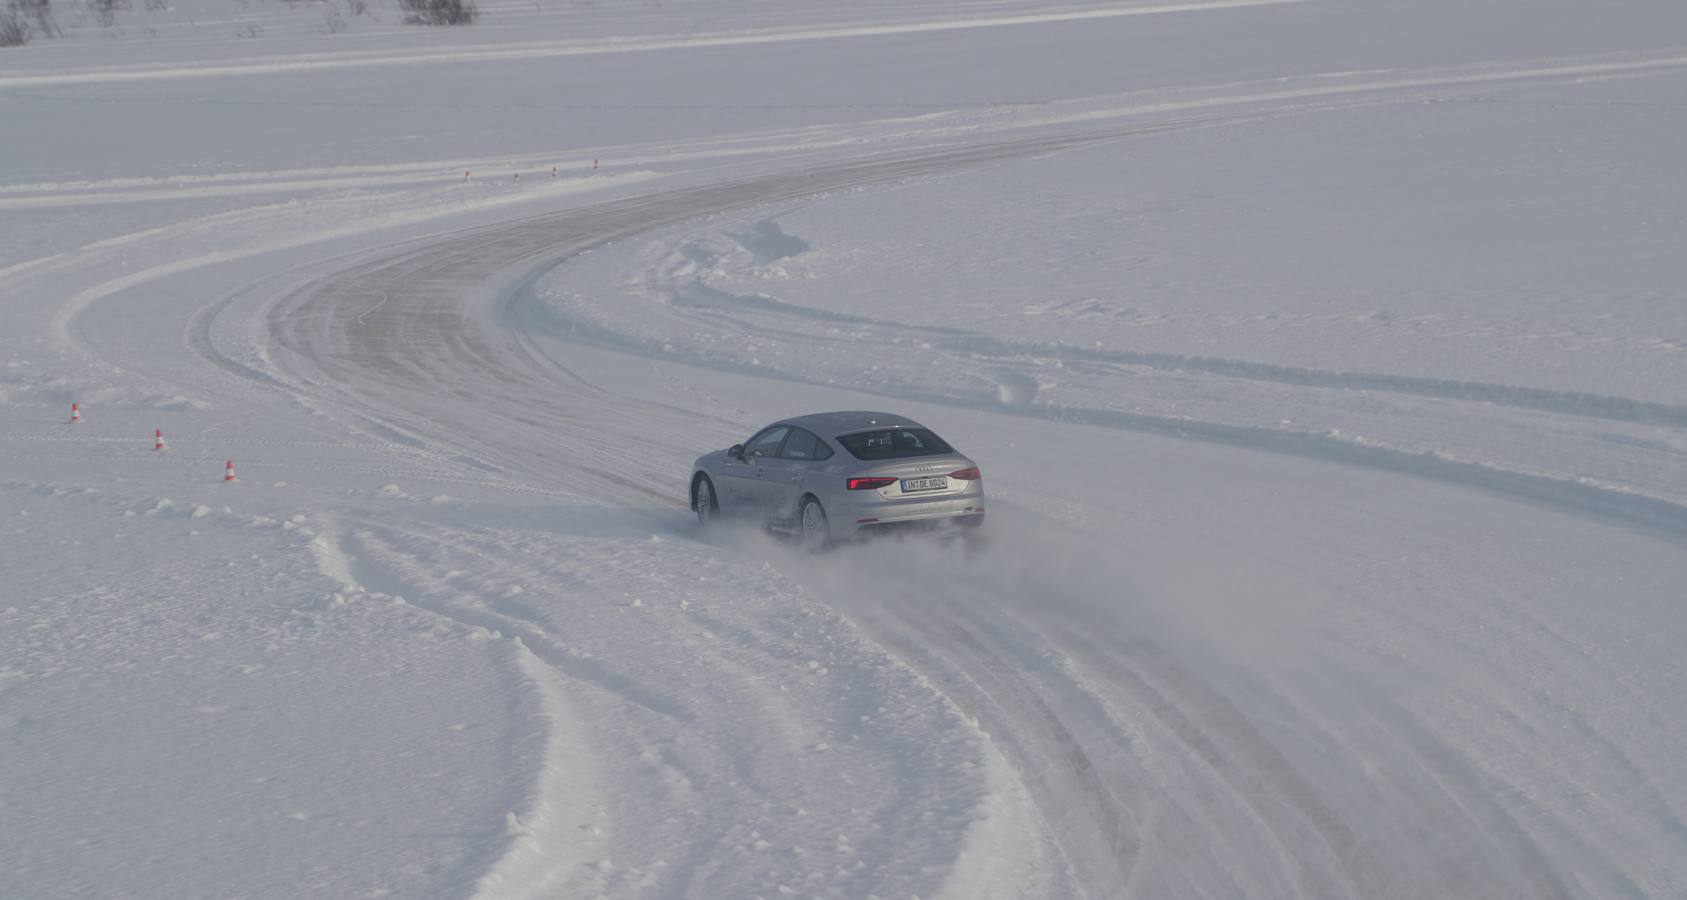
[243,79,1687,895]
[261,126,1210,502]
[10,0,1687,892]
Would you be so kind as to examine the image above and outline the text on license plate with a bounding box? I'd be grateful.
[901,476,948,493]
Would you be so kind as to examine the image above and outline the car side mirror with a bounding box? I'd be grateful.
[727,444,745,460]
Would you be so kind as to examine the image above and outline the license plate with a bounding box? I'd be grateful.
[901,476,947,493]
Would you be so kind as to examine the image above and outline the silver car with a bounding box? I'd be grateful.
[690,411,985,549]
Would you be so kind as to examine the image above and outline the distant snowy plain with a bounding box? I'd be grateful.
[4,1,1687,897]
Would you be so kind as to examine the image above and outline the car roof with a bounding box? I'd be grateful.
[775,410,925,437]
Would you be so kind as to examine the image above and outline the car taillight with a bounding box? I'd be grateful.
[848,477,898,490]
[948,467,981,480]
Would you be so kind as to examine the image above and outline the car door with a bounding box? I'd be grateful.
[765,427,826,524]
[723,425,789,517]
[713,442,758,514]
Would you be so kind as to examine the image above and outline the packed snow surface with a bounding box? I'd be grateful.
[3,1,1687,897]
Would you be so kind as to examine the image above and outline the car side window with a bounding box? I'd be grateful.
[779,428,821,461]
[744,426,790,458]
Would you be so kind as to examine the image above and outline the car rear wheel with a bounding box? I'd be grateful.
[695,476,719,529]
[799,497,830,553]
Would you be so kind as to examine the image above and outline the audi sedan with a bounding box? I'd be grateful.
[690,411,985,549]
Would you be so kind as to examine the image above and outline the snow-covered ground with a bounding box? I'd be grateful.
[4,1,1687,897]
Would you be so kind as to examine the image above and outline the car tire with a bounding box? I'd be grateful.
[695,476,719,529]
[799,496,830,553]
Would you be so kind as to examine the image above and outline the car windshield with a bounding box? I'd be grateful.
[836,428,954,461]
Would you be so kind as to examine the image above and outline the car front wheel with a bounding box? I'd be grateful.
[695,476,719,529]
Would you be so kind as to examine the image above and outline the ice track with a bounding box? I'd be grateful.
[25,41,1687,897]
[237,124,1687,896]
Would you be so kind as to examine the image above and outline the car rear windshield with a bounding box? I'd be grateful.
[836,428,954,461]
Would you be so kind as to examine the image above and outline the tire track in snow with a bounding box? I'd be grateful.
[780,527,1621,899]
[470,640,603,900]
[615,240,1687,430]
[316,511,1027,898]
[306,520,609,899]
[341,524,692,725]
[798,551,1334,897]
[877,599,1144,896]
[1042,621,1362,899]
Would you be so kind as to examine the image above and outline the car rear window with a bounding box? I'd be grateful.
[836,428,954,461]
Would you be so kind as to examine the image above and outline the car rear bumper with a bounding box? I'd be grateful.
[835,496,985,539]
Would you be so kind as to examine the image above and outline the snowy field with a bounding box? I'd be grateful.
[4,1,1687,897]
